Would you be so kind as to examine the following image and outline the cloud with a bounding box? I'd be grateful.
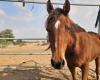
[71,0,100,4]
[12,3,34,21]
[13,3,33,15]
[0,3,35,37]
[69,4,99,32]
[0,2,47,38]
[0,9,6,16]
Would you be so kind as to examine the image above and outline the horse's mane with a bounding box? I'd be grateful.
[73,24,86,32]
[45,14,55,30]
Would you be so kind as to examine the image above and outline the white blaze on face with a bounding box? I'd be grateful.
[55,20,61,29]
[54,20,61,49]
[54,20,65,60]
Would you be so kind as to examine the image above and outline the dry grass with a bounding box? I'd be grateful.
[0,42,97,80]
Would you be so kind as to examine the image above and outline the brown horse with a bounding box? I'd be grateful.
[46,0,100,80]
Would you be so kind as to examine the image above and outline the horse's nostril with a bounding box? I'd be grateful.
[51,59,65,69]
[62,60,65,66]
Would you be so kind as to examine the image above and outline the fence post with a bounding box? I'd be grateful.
[98,6,100,34]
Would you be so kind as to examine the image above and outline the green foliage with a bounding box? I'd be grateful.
[0,29,15,48]
[16,39,22,44]
[0,29,15,38]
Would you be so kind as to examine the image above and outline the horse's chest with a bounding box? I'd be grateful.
[66,53,84,67]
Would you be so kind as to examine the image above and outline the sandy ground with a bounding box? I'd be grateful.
[0,43,97,80]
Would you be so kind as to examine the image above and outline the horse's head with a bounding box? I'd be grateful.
[46,0,75,69]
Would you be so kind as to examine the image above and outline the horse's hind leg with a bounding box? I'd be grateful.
[95,56,100,80]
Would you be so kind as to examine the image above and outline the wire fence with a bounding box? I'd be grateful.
[0,38,47,40]
[0,0,100,6]
[0,38,51,69]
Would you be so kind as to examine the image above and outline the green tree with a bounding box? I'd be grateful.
[0,29,15,38]
[0,29,15,48]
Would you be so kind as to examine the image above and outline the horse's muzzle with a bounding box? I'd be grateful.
[51,59,65,69]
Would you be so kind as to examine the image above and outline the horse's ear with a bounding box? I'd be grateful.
[63,0,70,15]
[47,0,54,13]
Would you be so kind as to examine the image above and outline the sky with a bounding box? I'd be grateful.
[0,0,100,38]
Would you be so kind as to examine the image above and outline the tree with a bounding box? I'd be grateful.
[0,29,15,48]
[0,29,15,38]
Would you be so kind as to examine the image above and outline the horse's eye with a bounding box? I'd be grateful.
[48,16,55,23]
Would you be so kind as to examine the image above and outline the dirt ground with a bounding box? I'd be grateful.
[0,43,97,80]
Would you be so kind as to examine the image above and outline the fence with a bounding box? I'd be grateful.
[0,38,51,71]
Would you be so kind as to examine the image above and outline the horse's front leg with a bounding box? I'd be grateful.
[67,64,76,80]
[95,56,100,80]
[81,63,89,80]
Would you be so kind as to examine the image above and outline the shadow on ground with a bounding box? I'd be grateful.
[0,60,96,80]
[0,65,71,80]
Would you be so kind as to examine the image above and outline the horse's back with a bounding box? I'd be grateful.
[77,32,100,47]
[76,32,100,61]
[88,31,100,39]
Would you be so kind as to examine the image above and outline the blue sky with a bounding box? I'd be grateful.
[0,0,100,38]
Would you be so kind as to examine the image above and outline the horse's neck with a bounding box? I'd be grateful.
[65,17,86,32]
[59,15,74,27]
[65,33,79,65]
[65,34,76,61]
[59,15,77,49]
[67,29,76,51]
